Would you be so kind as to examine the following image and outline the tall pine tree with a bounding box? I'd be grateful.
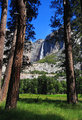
[5,0,40,109]
[50,0,78,103]
[63,0,77,104]
[0,0,8,100]
[5,0,27,109]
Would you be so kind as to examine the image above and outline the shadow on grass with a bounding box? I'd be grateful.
[19,97,82,110]
[0,107,64,120]
[0,97,82,120]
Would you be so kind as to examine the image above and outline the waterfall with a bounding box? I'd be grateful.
[40,42,44,59]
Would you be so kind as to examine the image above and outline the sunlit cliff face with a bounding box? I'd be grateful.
[29,28,64,62]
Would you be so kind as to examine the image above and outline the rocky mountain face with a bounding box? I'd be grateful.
[30,39,44,62]
[28,27,64,63]
[2,28,64,74]
[21,27,81,79]
[21,47,65,79]
[3,28,81,80]
[21,62,63,80]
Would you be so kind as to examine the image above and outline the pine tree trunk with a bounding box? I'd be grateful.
[0,0,8,99]
[63,0,77,104]
[0,29,17,101]
[5,0,26,109]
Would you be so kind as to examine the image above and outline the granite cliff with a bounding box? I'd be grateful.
[27,27,64,63]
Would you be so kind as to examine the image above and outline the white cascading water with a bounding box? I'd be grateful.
[40,42,44,59]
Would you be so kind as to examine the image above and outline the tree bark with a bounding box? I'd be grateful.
[0,0,8,99]
[63,0,77,104]
[5,0,26,109]
[0,29,17,101]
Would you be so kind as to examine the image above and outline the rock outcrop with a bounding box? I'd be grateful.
[28,28,64,63]
[22,62,62,74]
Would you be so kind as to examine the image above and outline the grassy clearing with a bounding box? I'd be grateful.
[0,94,82,120]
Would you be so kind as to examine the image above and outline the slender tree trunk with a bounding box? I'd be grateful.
[0,0,8,99]
[63,0,77,104]
[0,29,17,101]
[5,0,26,109]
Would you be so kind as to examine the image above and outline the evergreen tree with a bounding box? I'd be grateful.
[0,0,8,100]
[5,0,40,109]
[71,0,82,71]
[50,0,78,103]
[63,0,77,104]
[50,0,64,30]
[5,0,27,109]
[71,0,82,37]
[0,0,40,102]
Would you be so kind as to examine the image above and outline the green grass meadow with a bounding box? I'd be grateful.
[0,94,82,120]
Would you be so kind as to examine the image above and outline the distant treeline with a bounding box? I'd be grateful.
[19,75,82,94]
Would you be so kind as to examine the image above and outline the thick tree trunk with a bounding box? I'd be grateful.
[0,29,17,101]
[5,0,26,109]
[0,0,8,99]
[63,0,77,104]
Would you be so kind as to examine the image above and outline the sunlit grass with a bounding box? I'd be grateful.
[0,94,82,120]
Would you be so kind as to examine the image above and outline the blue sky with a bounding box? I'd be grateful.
[0,0,11,27]
[0,0,54,41]
[31,0,54,41]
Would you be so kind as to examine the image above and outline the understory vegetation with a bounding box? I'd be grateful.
[0,94,82,120]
